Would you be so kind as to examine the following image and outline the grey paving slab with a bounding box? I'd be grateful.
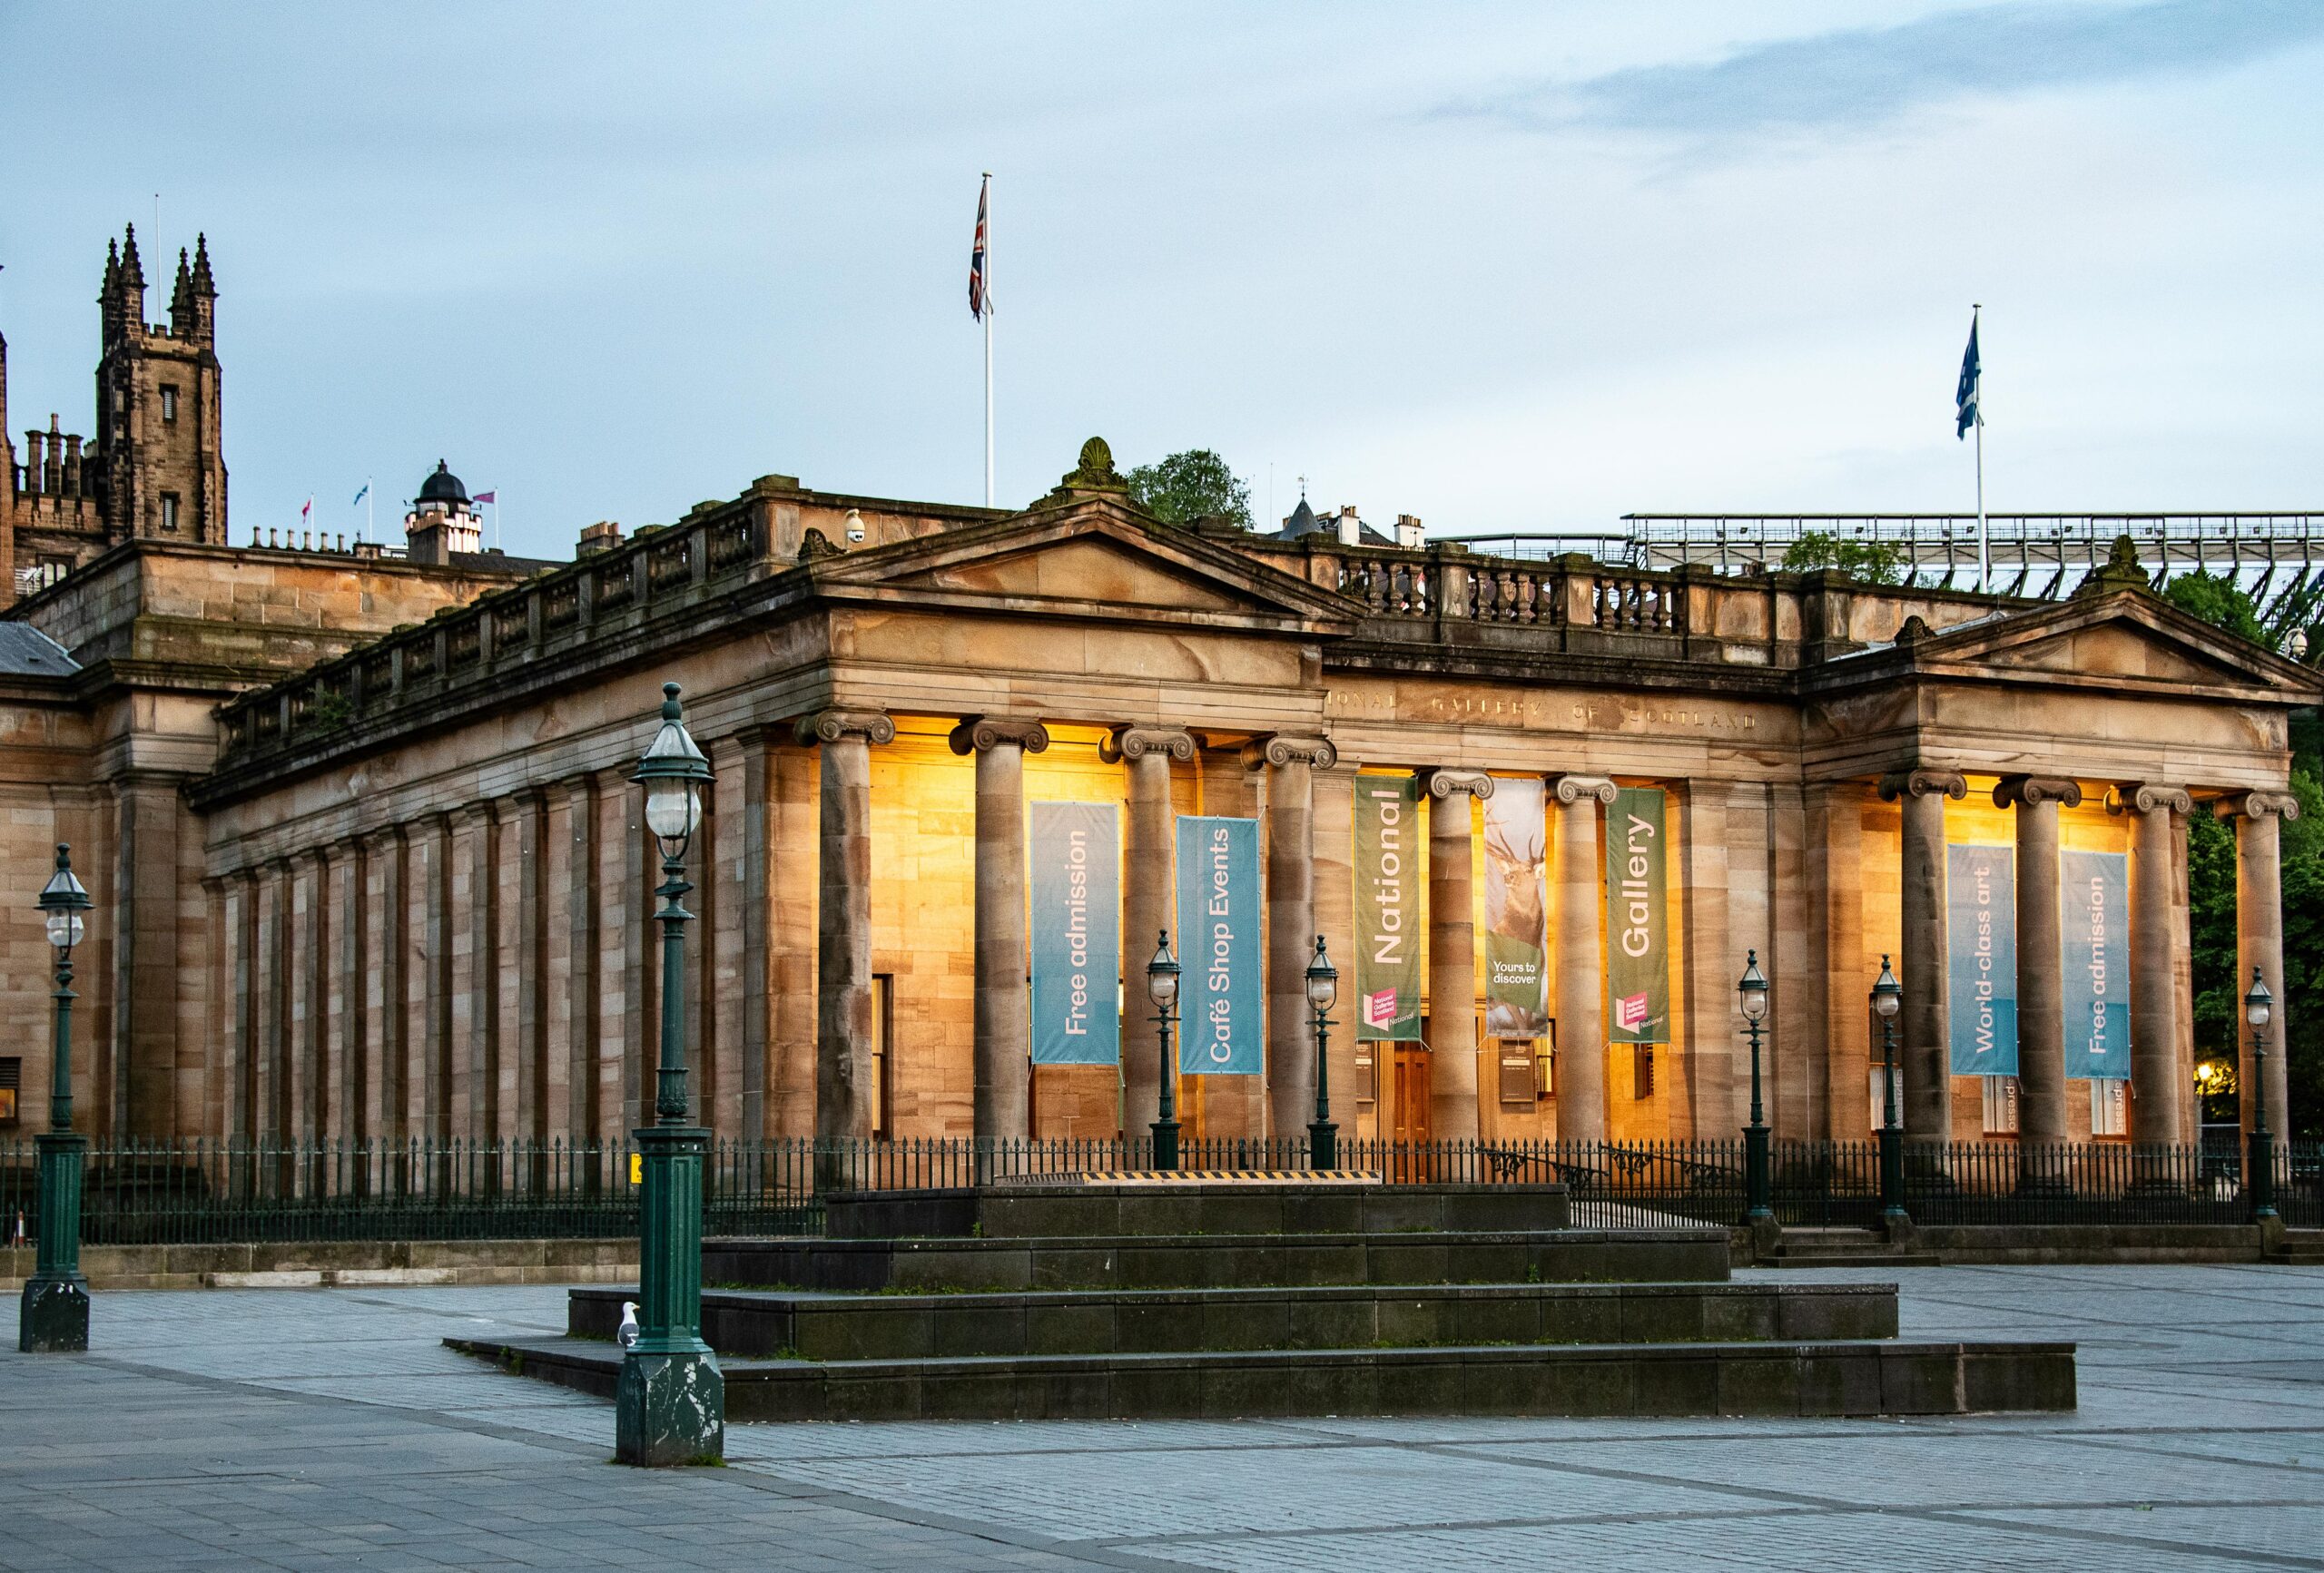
[11,1265,2324,1568]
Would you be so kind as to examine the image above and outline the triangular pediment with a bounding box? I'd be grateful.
[803,497,1360,634]
[1837,588,2323,703]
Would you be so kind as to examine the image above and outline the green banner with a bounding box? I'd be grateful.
[1604,785,1670,1045]
[1483,776,1550,1039]
[1354,774,1423,1041]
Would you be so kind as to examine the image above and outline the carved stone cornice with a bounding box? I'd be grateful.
[2105,782,2193,817]
[1877,769,1968,802]
[1994,775,2083,810]
[794,708,896,749]
[1098,725,1195,764]
[1422,767,1496,801]
[1547,773,1617,806]
[948,715,1051,756]
[1239,734,1337,771]
[2214,789,2301,822]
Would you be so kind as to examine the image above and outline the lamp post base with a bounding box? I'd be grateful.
[1308,1119,1338,1172]
[1149,1117,1179,1172]
[615,1343,724,1467]
[18,1272,89,1353]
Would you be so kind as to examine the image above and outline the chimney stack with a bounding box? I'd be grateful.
[577,519,624,556]
[1395,514,1424,550]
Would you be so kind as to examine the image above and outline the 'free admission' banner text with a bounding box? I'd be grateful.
[1029,801,1119,1067]
[1175,815,1264,1076]
[2061,848,2130,1080]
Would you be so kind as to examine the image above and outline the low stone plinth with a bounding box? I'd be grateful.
[450,1334,2075,1421]
[572,1280,1898,1360]
[821,1182,1571,1243]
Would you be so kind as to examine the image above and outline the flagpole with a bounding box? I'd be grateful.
[1974,303,1986,593]
[983,172,995,509]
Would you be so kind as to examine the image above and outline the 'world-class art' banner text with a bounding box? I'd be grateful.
[1029,801,1120,1067]
[1175,815,1264,1076]
[1483,777,1551,1039]
[2061,849,2130,1080]
[1354,775,1423,1041]
[1946,843,2018,1076]
[1603,786,1670,1045]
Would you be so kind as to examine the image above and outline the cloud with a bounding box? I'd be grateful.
[1438,0,2324,139]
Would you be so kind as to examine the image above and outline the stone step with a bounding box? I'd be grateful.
[704,1227,1733,1294]
[450,1333,2075,1421]
[823,1182,1571,1242]
[570,1280,1897,1361]
[1766,1228,1941,1269]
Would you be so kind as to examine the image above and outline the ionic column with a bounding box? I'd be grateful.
[798,709,893,1144]
[950,715,1050,1145]
[1102,725,1193,1138]
[1246,734,1335,1143]
[1996,776,2081,1168]
[1878,769,1967,1143]
[2220,789,2299,1152]
[2108,784,2192,1148]
[1423,769,1494,1142]
[1550,775,1616,1142]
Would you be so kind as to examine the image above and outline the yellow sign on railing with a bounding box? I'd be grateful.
[629,1152,642,1186]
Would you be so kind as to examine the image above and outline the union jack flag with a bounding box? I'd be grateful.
[969,174,990,321]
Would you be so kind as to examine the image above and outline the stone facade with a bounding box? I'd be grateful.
[0,261,2314,1155]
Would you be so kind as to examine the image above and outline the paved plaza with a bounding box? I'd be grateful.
[7,1263,2324,1569]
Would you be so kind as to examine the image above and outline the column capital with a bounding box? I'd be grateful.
[1547,772,1616,806]
[1239,733,1336,771]
[795,708,895,748]
[1994,775,2083,809]
[1422,767,1496,801]
[1877,769,1967,801]
[2214,789,2301,822]
[2105,782,2193,816]
[948,715,1050,756]
[1099,724,1194,763]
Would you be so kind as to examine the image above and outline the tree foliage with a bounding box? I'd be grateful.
[2162,570,2267,645]
[1125,449,1253,529]
[1780,531,1906,585]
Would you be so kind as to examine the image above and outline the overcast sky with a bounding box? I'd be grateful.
[2,1,2319,559]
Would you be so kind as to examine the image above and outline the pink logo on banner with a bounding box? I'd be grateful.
[1365,988,1399,1028]
[1615,991,1649,1031]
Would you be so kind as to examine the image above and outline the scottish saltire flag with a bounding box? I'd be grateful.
[474,490,497,505]
[969,174,990,320]
[1955,315,1982,438]
[350,482,369,506]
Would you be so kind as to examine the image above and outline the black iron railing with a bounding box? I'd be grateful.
[0,1136,2313,1246]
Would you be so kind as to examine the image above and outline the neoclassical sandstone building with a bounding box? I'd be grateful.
[1,418,2316,1157]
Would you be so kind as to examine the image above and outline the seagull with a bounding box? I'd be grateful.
[617,1302,640,1352]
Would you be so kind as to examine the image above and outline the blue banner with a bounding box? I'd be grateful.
[1947,842,2018,1077]
[1175,815,1264,1076]
[1029,801,1119,1067]
[2062,849,2131,1080]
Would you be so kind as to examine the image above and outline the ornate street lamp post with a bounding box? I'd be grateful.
[19,845,92,1353]
[1872,956,1905,1224]
[1305,936,1339,1171]
[1147,931,1182,1171]
[615,683,724,1467]
[1738,950,1771,1225]
[2246,968,2277,1224]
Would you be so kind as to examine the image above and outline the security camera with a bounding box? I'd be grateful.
[845,509,866,545]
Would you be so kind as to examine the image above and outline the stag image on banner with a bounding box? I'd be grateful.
[1946,842,2018,1076]
[1029,801,1120,1067]
[1483,775,1550,1039]
[1603,785,1669,1044]
[1354,774,1423,1041]
[1174,815,1264,1075]
[2061,848,2130,1080]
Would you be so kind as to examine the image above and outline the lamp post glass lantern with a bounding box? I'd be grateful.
[1871,956,1905,1222]
[615,683,724,1466]
[1147,931,1181,1171]
[20,844,93,1352]
[1738,950,1771,1223]
[1305,935,1339,1171]
[2246,968,2277,1221]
